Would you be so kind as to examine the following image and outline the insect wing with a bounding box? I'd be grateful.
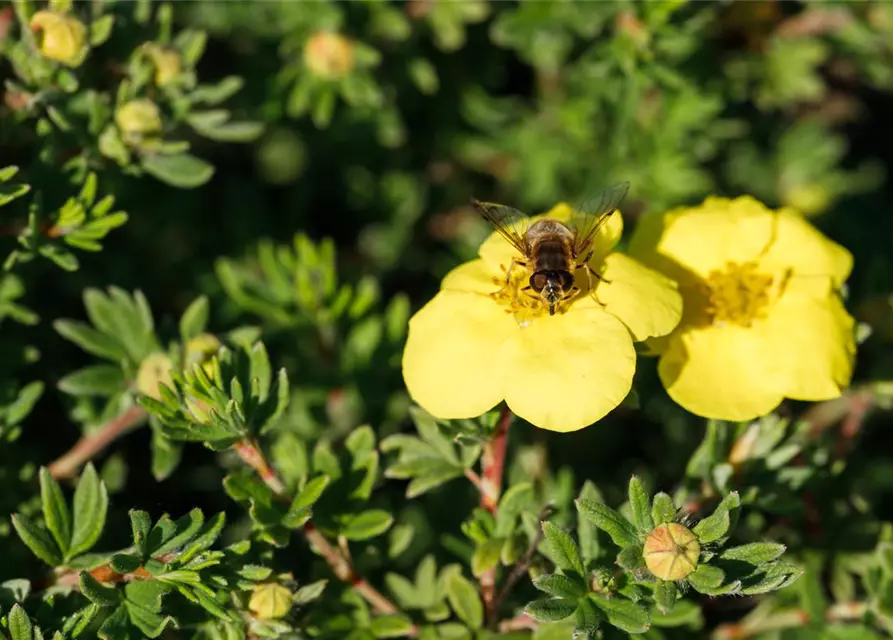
[471,199,531,256]
[569,181,630,258]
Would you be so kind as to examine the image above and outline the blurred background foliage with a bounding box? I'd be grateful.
[3,0,893,637]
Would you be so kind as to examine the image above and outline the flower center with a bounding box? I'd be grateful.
[698,261,774,327]
[488,261,594,327]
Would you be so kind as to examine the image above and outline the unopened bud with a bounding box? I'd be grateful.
[115,99,162,142]
[304,32,354,79]
[185,333,222,377]
[249,582,293,620]
[30,10,87,67]
[643,523,700,581]
[144,44,182,87]
[136,352,174,400]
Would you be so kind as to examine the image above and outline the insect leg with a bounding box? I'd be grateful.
[582,262,607,308]
[581,251,611,284]
[495,257,527,303]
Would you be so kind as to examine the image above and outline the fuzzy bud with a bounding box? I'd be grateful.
[136,352,174,401]
[144,44,182,87]
[304,32,354,79]
[30,10,87,67]
[115,99,163,146]
[185,333,222,376]
[249,582,293,620]
[643,523,700,581]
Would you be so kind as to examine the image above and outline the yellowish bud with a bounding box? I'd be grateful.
[643,523,700,581]
[185,333,222,377]
[145,44,182,87]
[115,99,163,141]
[30,10,87,67]
[249,582,293,620]
[136,352,174,400]
[304,32,355,79]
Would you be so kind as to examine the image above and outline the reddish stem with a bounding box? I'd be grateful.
[479,406,512,625]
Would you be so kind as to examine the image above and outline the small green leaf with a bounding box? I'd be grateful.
[7,604,33,640]
[589,594,651,634]
[628,476,653,532]
[471,537,504,577]
[179,296,209,341]
[533,573,587,599]
[342,510,394,541]
[129,510,152,556]
[293,579,327,605]
[575,598,603,637]
[141,153,214,189]
[576,499,638,548]
[524,598,577,623]
[692,492,740,544]
[446,571,483,629]
[40,467,72,556]
[54,320,128,362]
[12,514,62,566]
[79,572,122,607]
[720,542,786,564]
[70,463,108,558]
[110,554,142,574]
[292,475,330,510]
[651,492,676,526]
[58,365,125,396]
[369,614,415,638]
[541,521,585,578]
[687,564,732,595]
[150,508,204,555]
[654,580,677,614]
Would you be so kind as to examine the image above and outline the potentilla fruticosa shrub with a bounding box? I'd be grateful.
[2,1,893,639]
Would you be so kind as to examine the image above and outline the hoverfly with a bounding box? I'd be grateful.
[471,181,630,316]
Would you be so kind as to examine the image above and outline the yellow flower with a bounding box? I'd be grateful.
[304,32,355,79]
[115,99,162,144]
[402,203,682,432]
[249,582,293,620]
[143,44,182,87]
[30,10,88,67]
[630,196,856,421]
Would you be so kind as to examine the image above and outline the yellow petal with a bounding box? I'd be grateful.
[658,325,785,421]
[575,253,683,342]
[761,290,855,401]
[499,308,635,432]
[441,259,500,295]
[759,209,853,286]
[402,291,514,419]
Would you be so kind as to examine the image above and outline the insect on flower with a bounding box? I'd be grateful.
[471,181,630,316]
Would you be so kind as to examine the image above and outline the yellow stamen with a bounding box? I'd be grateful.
[698,261,774,327]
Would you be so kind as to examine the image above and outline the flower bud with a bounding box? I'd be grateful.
[304,32,354,79]
[144,44,182,87]
[643,523,700,581]
[115,99,163,141]
[249,582,293,620]
[30,10,87,67]
[136,352,174,401]
[185,333,222,376]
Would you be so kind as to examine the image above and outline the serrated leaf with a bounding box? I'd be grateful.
[141,153,214,189]
[70,463,108,558]
[628,476,652,532]
[369,614,415,638]
[446,571,483,629]
[79,572,122,606]
[342,510,393,541]
[589,594,651,634]
[720,542,786,564]
[654,580,677,614]
[576,499,638,548]
[524,598,577,623]
[12,514,62,566]
[651,493,676,526]
[179,296,209,341]
[541,522,585,578]
[533,573,587,599]
[8,604,33,640]
[40,467,72,556]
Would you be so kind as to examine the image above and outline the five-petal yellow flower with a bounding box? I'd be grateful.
[630,196,856,421]
[402,203,683,432]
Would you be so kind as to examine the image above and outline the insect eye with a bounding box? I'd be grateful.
[530,273,547,291]
[560,272,574,290]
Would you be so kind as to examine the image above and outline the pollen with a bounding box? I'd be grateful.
[698,261,774,327]
[490,262,546,325]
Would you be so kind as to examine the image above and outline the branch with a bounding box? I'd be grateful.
[711,602,867,639]
[48,405,148,480]
[491,505,552,619]
[233,437,413,631]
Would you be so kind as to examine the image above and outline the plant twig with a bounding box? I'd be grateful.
[464,467,483,491]
[711,601,867,639]
[233,438,413,631]
[491,505,552,618]
[48,405,148,480]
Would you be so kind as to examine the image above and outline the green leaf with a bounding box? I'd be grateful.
[58,365,124,396]
[124,601,176,637]
[110,554,142,574]
[179,296,209,341]
[89,14,114,45]
[292,475,330,510]
[446,571,483,629]
[370,614,415,638]
[293,579,327,605]
[79,572,122,607]
[7,604,33,640]
[541,521,585,578]
[576,499,639,548]
[40,467,72,556]
[70,463,108,558]
[54,320,127,362]
[692,492,740,544]
[533,573,587,599]
[97,605,129,640]
[471,537,504,577]
[720,543,786,564]
[654,580,677,614]
[574,598,603,637]
[129,510,152,557]
[141,153,214,189]
[589,594,651,634]
[342,510,394,541]
[12,514,62,566]
[627,476,653,532]
[687,564,739,596]
[524,598,577,623]
[651,492,676,526]
[150,508,204,555]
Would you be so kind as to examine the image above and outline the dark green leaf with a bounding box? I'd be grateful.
[576,499,638,548]
[342,510,394,541]
[575,598,603,637]
[589,594,651,634]
[533,573,587,599]
[654,580,677,614]
[541,521,585,578]
[129,510,152,557]
[446,571,483,629]
[651,493,676,526]
[692,492,740,544]
[141,153,214,189]
[524,598,577,623]
[110,554,142,574]
[97,605,129,640]
[720,543,786,564]
[79,572,122,607]
[627,476,653,532]
[70,463,108,558]
[11,514,62,566]
[40,467,72,556]
[150,509,204,555]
